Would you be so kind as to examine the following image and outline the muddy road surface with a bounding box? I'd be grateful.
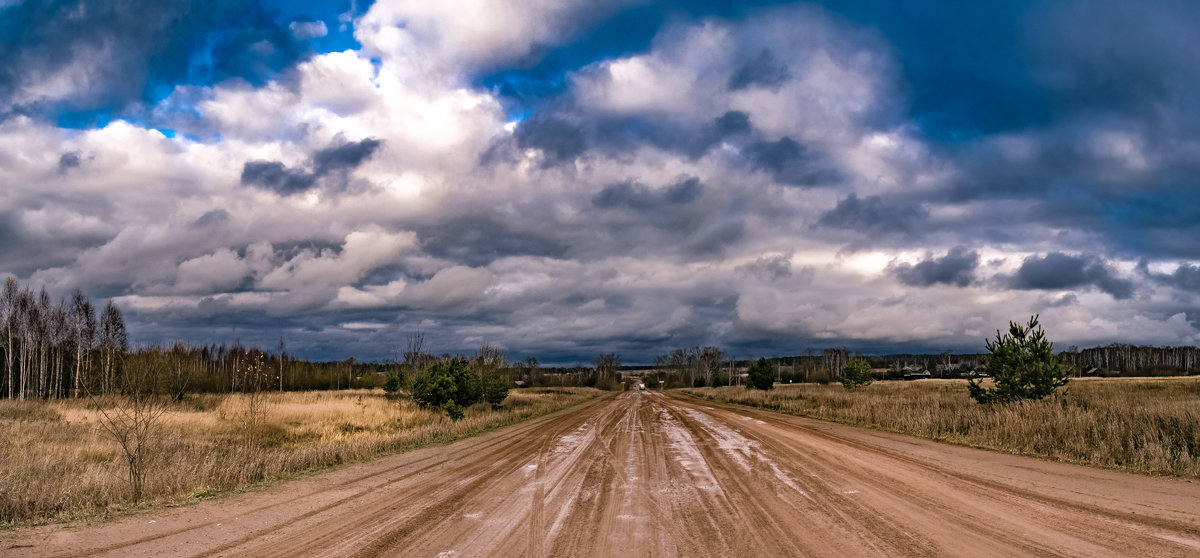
[8,390,1200,557]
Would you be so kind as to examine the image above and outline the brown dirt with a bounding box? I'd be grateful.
[6,390,1200,557]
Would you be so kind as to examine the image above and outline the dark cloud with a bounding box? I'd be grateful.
[747,137,834,186]
[312,138,383,175]
[827,1,1200,263]
[240,161,316,195]
[591,183,648,209]
[818,194,927,236]
[0,0,310,124]
[0,209,112,277]
[585,111,753,160]
[889,247,979,287]
[679,111,755,159]
[415,217,569,267]
[713,111,752,136]
[57,151,82,174]
[727,49,790,91]
[1142,262,1200,294]
[778,0,1200,149]
[0,213,27,268]
[1015,253,1094,289]
[241,137,381,195]
[737,254,792,281]
[662,177,703,204]
[514,115,586,166]
[1011,252,1134,299]
[592,177,702,210]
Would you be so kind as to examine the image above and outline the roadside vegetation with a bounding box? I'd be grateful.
[684,377,1200,478]
[969,315,1070,404]
[746,357,775,390]
[839,358,873,391]
[0,386,600,526]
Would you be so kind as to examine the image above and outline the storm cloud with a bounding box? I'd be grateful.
[3,1,1200,361]
[592,177,703,211]
[747,137,834,186]
[1011,253,1135,300]
[1143,262,1200,294]
[241,138,382,195]
[514,115,587,166]
[890,247,979,287]
[818,194,927,236]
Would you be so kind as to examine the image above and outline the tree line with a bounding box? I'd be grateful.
[6,274,1197,402]
[1,277,128,400]
[650,346,734,388]
[1060,344,1200,376]
[0,277,413,400]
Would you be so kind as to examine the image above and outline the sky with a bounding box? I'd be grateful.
[3,0,1200,364]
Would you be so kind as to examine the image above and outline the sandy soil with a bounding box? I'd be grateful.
[7,390,1200,557]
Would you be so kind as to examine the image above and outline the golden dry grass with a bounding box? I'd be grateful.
[0,387,600,526]
[684,377,1200,478]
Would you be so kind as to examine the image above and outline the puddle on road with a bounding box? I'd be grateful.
[656,406,721,492]
[682,408,808,498]
[552,422,592,454]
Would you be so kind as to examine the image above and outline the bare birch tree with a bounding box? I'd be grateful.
[2,277,16,398]
[71,291,96,398]
[99,300,128,394]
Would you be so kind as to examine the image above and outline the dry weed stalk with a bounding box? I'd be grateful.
[88,351,171,502]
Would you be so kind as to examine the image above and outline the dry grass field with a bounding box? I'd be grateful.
[0,387,600,526]
[684,377,1200,478]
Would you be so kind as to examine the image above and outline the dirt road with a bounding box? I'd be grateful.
[8,390,1200,557]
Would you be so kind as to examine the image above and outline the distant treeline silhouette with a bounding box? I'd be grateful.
[5,275,1198,400]
[0,276,404,400]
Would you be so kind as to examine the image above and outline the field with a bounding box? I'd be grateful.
[683,377,1200,477]
[0,387,600,526]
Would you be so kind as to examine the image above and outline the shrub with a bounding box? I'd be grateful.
[693,376,708,388]
[443,401,465,421]
[969,315,1070,404]
[746,358,774,390]
[411,358,481,415]
[481,371,511,408]
[840,358,873,391]
[382,374,402,394]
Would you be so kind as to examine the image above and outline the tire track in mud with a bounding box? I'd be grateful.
[542,391,704,557]
[668,392,1200,557]
[215,395,617,557]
